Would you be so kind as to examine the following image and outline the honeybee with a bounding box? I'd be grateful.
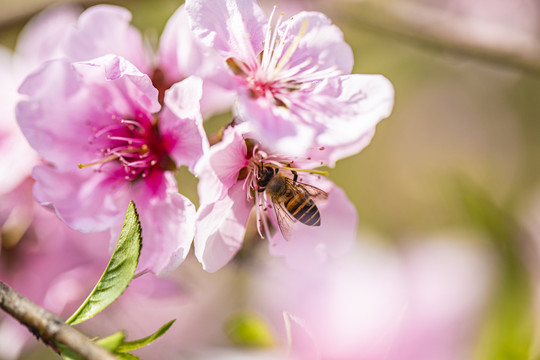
[256,163,328,240]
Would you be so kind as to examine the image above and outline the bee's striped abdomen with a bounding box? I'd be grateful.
[285,191,321,226]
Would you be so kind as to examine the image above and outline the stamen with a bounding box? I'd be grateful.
[226,58,251,77]
[78,154,120,169]
[80,115,168,182]
[273,57,313,81]
[107,136,147,145]
[92,123,125,139]
[121,119,146,131]
[262,12,286,73]
[274,20,309,74]
[266,13,290,74]
[292,65,342,83]
[261,6,278,71]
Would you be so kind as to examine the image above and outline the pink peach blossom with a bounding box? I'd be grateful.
[16,55,206,275]
[185,0,394,164]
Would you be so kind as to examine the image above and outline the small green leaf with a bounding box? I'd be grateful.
[115,353,140,360]
[59,346,85,360]
[96,331,126,352]
[117,320,176,352]
[57,342,88,360]
[224,312,274,347]
[66,201,142,325]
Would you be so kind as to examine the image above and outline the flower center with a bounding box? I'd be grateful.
[225,7,341,108]
[79,113,174,181]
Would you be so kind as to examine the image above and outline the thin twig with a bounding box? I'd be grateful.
[0,281,117,360]
[335,1,540,76]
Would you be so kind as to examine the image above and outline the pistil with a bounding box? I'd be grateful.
[79,115,170,181]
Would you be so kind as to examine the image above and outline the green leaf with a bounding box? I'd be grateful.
[451,180,534,359]
[117,320,176,352]
[96,331,126,352]
[224,312,274,348]
[66,201,143,325]
[114,352,140,360]
[59,345,85,360]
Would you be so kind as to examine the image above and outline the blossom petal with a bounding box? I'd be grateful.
[159,6,236,117]
[194,127,249,204]
[129,179,196,275]
[0,128,38,194]
[268,177,357,270]
[185,0,267,60]
[310,74,395,166]
[32,164,121,232]
[64,5,150,73]
[279,11,354,74]
[160,76,208,172]
[159,5,202,83]
[15,4,81,69]
[319,74,395,144]
[0,46,38,193]
[199,81,237,118]
[17,59,100,169]
[194,182,252,272]
[236,96,317,157]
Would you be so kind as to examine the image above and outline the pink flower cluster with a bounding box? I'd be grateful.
[13,0,394,276]
[0,7,197,359]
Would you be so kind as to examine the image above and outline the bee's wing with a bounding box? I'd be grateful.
[284,177,329,201]
[271,199,296,242]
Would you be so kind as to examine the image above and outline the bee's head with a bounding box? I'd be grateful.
[256,164,276,188]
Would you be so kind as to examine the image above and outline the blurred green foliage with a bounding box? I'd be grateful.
[224,312,275,348]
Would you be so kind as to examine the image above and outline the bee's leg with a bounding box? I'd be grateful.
[291,170,298,183]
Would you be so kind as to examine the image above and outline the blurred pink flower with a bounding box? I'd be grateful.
[0,202,111,360]
[0,4,81,250]
[16,55,206,275]
[0,47,37,243]
[414,0,539,36]
[194,127,357,272]
[185,0,394,164]
[251,236,494,360]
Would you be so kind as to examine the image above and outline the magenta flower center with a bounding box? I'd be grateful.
[81,113,174,181]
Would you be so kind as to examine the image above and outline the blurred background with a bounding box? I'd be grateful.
[1,0,540,359]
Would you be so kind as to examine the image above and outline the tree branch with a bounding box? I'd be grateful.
[336,1,540,76]
[0,281,118,360]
